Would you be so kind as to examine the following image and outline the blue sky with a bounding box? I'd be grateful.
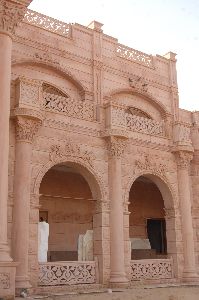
[29,0,199,111]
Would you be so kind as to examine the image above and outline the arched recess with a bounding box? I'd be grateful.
[30,157,108,286]
[106,88,170,121]
[12,59,87,94]
[124,171,179,277]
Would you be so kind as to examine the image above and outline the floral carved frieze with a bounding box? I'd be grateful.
[0,272,10,289]
[44,91,94,121]
[0,0,31,35]
[135,155,167,175]
[49,142,95,166]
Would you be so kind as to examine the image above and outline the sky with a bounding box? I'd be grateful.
[29,0,199,111]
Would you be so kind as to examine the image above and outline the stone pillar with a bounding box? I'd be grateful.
[0,1,32,298]
[12,114,42,289]
[107,136,128,285]
[175,151,198,280]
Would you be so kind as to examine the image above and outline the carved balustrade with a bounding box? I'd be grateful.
[116,44,154,68]
[23,9,72,38]
[44,91,94,121]
[126,113,165,136]
[130,258,173,281]
[39,261,97,286]
[106,104,165,137]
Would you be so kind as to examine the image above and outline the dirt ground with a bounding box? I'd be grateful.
[18,285,199,300]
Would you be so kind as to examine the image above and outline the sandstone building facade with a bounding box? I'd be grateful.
[0,1,199,298]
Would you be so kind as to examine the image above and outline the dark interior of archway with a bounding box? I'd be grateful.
[39,164,95,261]
[129,176,167,259]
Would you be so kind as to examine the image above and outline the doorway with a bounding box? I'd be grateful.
[147,218,167,254]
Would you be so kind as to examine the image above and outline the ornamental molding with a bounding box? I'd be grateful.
[0,0,31,36]
[107,136,127,158]
[49,142,95,167]
[11,107,45,121]
[15,115,42,142]
[174,151,193,170]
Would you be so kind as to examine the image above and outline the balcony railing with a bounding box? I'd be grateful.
[23,9,72,38]
[130,258,173,281]
[116,44,154,68]
[39,261,97,286]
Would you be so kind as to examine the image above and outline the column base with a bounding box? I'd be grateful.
[182,269,199,283]
[109,271,129,287]
[0,262,18,300]
[15,275,32,289]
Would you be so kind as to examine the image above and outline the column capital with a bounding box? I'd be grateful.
[15,115,42,143]
[0,0,32,37]
[107,136,127,158]
[174,150,193,170]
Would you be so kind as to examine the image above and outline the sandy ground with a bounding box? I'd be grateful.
[17,285,199,300]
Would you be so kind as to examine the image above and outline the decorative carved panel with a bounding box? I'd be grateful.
[130,259,173,280]
[39,262,96,286]
[0,272,10,289]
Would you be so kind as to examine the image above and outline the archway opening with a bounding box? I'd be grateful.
[38,163,98,262]
[129,175,167,260]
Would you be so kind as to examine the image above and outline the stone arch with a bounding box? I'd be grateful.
[12,59,87,94]
[107,88,170,120]
[124,170,175,210]
[33,156,106,204]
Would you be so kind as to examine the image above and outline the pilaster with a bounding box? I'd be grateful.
[0,1,32,298]
[105,134,129,286]
[12,110,42,292]
[174,150,198,280]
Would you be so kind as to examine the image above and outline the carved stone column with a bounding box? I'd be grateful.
[12,113,42,290]
[107,136,128,285]
[175,151,198,280]
[0,1,32,298]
